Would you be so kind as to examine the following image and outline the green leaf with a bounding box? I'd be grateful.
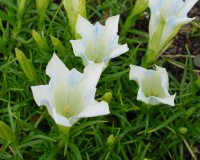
[0,120,16,143]
[147,110,184,133]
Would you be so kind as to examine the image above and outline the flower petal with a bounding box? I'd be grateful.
[159,0,183,17]
[70,39,86,57]
[69,101,109,125]
[155,65,169,89]
[31,85,53,116]
[178,0,198,17]
[70,39,93,65]
[76,15,94,38]
[78,101,110,117]
[109,44,129,58]
[160,16,193,45]
[148,10,162,41]
[137,87,175,106]
[105,15,119,34]
[63,63,105,119]
[148,0,162,10]
[70,41,94,65]
[51,108,72,127]
[49,68,83,116]
[32,85,72,126]
[46,53,69,79]
[137,87,149,104]
[31,85,50,106]
[66,64,108,126]
[129,65,146,82]
[147,94,176,106]
[77,63,105,97]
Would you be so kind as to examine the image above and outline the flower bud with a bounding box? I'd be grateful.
[15,48,36,82]
[17,0,26,20]
[131,0,148,17]
[179,127,187,134]
[63,0,87,36]
[32,30,50,51]
[50,35,66,56]
[101,92,112,103]
[106,134,115,147]
[36,0,49,13]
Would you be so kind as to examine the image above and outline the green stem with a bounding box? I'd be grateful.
[47,127,70,159]
[141,49,155,68]
[121,14,138,37]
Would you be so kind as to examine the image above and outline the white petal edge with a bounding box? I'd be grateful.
[148,0,163,10]
[76,15,94,36]
[109,44,129,59]
[178,0,198,17]
[160,16,194,45]
[46,53,69,79]
[31,85,50,106]
[77,63,105,95]
[155,65,169,90]
[149,10,161,40]
[146,94,176,106]
[70,39,86,57]
[69,101,109,125]
[32,85,72,127]
[51,109,72,127]
[105,15,120,34]
[137,87,149,104]
[129,65,147,82]
[31,85,54,117]
[137,87,175,106]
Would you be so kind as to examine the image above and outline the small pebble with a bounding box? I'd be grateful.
[194,54,200,68]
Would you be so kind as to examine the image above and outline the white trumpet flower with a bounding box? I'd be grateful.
[70,15,129,66]
[143,0,198,66]
[31,54,109,127]
[129,65,175,106]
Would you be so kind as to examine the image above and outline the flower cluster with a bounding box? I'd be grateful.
[31,14,128,128]
[31,0,197,130]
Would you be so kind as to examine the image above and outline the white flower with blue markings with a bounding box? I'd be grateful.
[143,0,198,66]
[31,54,109,127]
[129,65,175,106]
[70,15,129,66]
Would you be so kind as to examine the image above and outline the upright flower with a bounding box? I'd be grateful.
[70,15,129,67]
[31,54,109,127]
[129,65,175,106]
[142,0,198,67]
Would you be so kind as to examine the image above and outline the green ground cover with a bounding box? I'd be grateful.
[0,0,200,159]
